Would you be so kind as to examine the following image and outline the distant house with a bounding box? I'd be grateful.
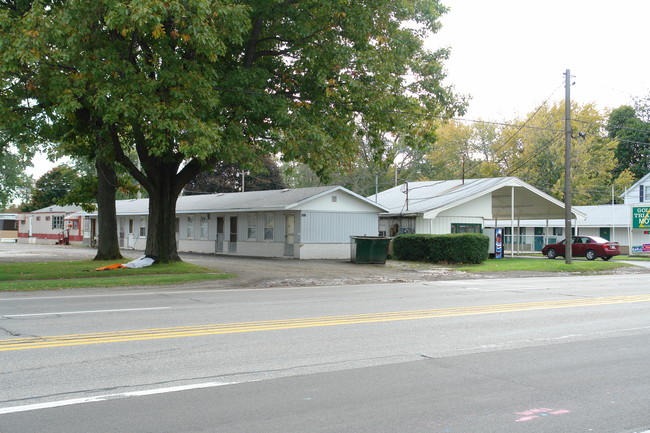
[620,173,650,253]
[16,205,85,245]
[87,186,387,260]
[622,172,650,205]
[0,213,18,242]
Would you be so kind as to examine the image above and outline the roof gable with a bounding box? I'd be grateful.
[372,177,584,220]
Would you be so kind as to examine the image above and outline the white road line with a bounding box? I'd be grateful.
[2,307,170,317]
[0,381,236,415]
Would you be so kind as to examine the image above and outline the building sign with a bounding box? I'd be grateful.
[631,244,650,254]
[632,206,650,229]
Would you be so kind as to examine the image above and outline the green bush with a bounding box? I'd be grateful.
[392,233,489,264]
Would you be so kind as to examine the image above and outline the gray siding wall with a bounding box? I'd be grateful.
[300,212,379,243]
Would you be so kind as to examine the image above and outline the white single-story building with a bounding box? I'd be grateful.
[88,186,387,260]
[370,177,584,253]
[481,172,650,254]
[485,205,629,253]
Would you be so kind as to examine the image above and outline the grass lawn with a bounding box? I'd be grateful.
[456,257,636,273]
[0,260,234,291]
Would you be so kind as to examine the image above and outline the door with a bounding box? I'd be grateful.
[284,214,295,257]
[572,236,587,257]
[599,227,611,241]
[228,216,237,253]
[216,217,224,253]
[127,218,135,248]
[534,227,544,251]
[119,218,126,248]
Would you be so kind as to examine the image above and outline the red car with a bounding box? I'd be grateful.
[542,236,621,261]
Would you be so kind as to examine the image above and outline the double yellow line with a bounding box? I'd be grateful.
[2,294,649,352]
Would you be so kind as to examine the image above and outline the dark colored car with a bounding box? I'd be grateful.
[542,236,621,261]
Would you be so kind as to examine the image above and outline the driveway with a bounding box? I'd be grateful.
[0,243,460,288]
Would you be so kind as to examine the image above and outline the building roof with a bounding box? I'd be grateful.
[29,205,84,214]
[371,177,584,220]
[486,204,631,227]
[98,186,388,216]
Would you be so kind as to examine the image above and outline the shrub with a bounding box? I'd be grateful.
[392,233,489,264]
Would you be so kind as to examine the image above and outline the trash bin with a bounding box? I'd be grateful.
[350,236,391,264]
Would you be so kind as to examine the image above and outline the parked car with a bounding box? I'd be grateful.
[542,236,621,261]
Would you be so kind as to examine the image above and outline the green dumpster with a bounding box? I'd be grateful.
[350,236,391,264]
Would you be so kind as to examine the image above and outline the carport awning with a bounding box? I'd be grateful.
[375,177,585,221]
[490,185,584,220]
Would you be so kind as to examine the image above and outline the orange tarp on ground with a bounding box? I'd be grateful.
[95,263,126,271]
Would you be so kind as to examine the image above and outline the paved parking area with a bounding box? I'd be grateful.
[2,243,648,289]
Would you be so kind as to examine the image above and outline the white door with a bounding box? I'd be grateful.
[284,214,295,256]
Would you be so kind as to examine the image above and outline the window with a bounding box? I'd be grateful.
[247,214,257,240]
[200,216,208,239]
[451,223,482,234]
[139,217,147,237]
[553,227,563,236]
[641,185,645,203]
[52,216,63,230]
[264,213,274,241]
[186,216,194,238]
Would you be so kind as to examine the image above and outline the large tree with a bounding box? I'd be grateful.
[0,148,31,210]
[1,0,465,262]
[606,105,650,179]
[184,155,286,194]
[20,165,77,212]
[506,102,618,205]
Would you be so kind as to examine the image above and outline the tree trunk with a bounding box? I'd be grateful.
[109,124,203,263]
[94,160,123,261]
[144,165,182,263]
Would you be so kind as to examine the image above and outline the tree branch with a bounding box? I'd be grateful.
[108,124,150,192]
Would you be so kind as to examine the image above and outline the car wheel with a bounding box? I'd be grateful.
[585,249,596,260]
[547,248,557,259]
[602,256,612,261]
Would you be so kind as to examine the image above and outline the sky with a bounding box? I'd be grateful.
[26,0,650,179]
[429,0,650,121]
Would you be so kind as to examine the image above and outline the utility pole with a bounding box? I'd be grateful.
[564,69,573,264]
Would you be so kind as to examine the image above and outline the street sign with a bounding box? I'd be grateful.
[632,206,650,229]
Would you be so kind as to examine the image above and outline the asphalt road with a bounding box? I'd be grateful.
[2,272,650,432]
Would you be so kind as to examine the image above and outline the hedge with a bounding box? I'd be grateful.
[392,233,489,264]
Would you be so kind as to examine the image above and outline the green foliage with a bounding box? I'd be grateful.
[392,234,434,261]
[184,155,286,194]
[0,0,466,261]
[392,233,489,264]
[20,165,77,212]
[0,149,32,210]
[607,105,650,179]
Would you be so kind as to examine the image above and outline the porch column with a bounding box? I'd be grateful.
[511,186,515,257]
